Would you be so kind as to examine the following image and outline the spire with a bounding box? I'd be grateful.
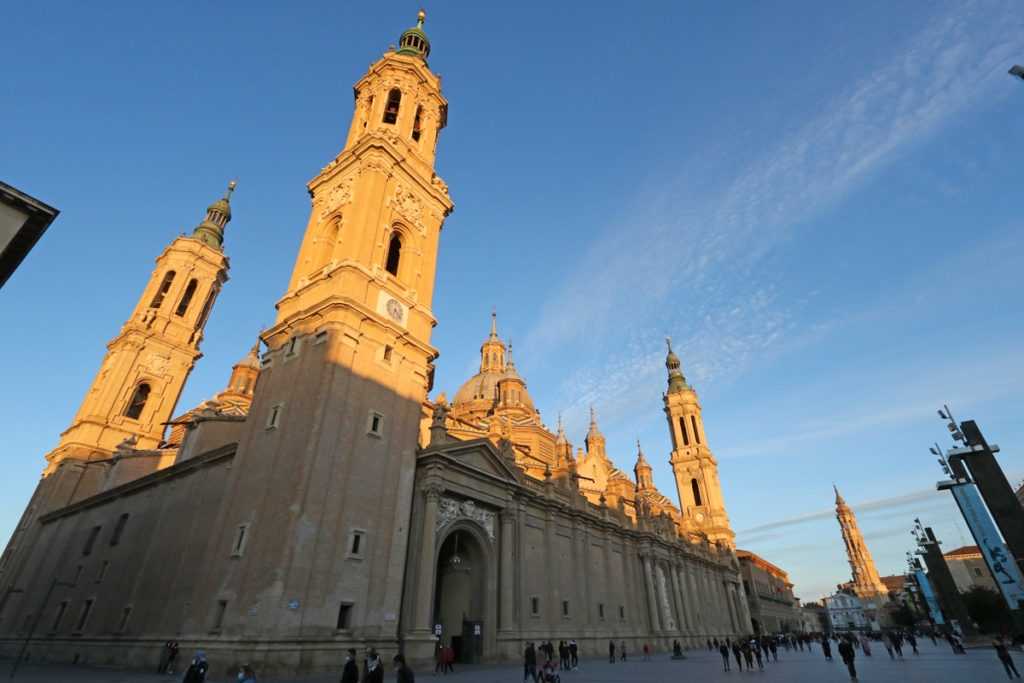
[192,180,236,250]
[489,309,499,340]
[635,439,653,490]
[834,483,847,506]
[396,9,431,60]
[555,412,566,444]
[585,405,606,455]
[635,439,649,468]
[665,336,689,393]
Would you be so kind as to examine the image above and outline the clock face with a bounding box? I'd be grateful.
[386,298,403,321]
[695,511,705,523]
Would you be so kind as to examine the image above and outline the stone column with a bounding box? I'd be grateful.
[669,563,690,635]
[641,553,662,633]
[685,563,704,637]
[414,485,442,630]
[499,508,516,632]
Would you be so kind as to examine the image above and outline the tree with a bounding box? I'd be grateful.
[962,586,1011,634]
[890,601,917,629]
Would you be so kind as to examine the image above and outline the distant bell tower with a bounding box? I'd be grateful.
[834,485,888,597]
[663,338,735,546]
[44,185,234,475]
[211,11,453,642]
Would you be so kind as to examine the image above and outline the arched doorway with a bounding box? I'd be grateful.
[434,527,487,663]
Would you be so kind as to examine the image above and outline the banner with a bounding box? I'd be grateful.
[914,568,945,625]
[950,482,1024,610]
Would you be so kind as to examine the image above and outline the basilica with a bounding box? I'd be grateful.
[0,13,750,674]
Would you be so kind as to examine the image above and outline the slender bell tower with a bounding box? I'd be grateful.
[835,485,888,597]
[663,338,735,546]
[44,185,234,475]
[206,11,453,643]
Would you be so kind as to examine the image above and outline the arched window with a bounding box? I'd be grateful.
[149,271,176,309]
[385,232,402,276]
[412,106,423,142]
[124,383,151,420]
[691,415,701,444]
[383,89,401,124]
[691,478,702,507]
[174,279,198,316]
[678,417,690,446]
[315,217,341,271]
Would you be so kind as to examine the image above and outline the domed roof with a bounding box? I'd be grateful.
[235,340,261,369]
[396,10,431,59]
[451,365,536,412]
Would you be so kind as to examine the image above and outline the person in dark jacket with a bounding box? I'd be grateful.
[524,642,538,683]
[363,649,383,683]
[393,654,415,683]
[340,648,359,683]
[608,640,615,663]
[568,640,578,669]
[719,642,731,671]
[182,651,208,683]
[821,637,832,661]
[838,637,858,681]
[731,641,743,671]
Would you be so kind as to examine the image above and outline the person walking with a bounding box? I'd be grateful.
[443,644,455,674]
[719,642,731,671]
[642,642,650,661]
[821,636,832,662]
[995,636,1023,679]
[394,654,415,683]
[768,638,778,663]
[741,641,754,670]
[732,641,744,671]
[608,640,616,663]
[341,648,359,683]
[907,632,919,655]
[569,639,578,670]
[524,642,538,683]
[363,649,383,683]
[752,640,764,671]
[889,631,903,657]
[237,664,257,683]
[859,633,872,657]
[838,637,858,681]
[620,641,627,661]
[182,651,209,683]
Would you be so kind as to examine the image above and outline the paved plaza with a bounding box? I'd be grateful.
[2,639,1020,682]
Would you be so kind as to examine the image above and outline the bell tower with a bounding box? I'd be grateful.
[210,11,453,643]
[44,185,234,475]
[663,338,735,546]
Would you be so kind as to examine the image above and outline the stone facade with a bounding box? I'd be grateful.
[943,545,998,594]
[736,550,801,634]
[0,13,750,677]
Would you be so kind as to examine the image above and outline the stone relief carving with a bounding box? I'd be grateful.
[317,176,354,219]
[389,183,425,233]
[436,497,495,541]
[143,353,169,375]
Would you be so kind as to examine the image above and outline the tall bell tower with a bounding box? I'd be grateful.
[663,338,735,546]
[44,185,234,475]
[208,12,453,643]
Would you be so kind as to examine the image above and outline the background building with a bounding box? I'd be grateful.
[736,549,801,633]
[943,545,998,594]
[824,592,874,632]
[0,181,58,289]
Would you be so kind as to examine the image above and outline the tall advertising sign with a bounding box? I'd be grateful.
[950,482,1024,610]
[913,568,945,625]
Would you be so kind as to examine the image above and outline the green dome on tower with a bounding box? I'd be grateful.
[396,9,431,59]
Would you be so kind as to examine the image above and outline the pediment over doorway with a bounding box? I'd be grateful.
[418,437,521,485]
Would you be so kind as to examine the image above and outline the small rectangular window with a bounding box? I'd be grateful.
[561,600,570,617]
[118,606,132,633]
[691,415,701,444]
[83,526,101,556]
[75,599,94,632]
[347,529,366,559]
[336,603,353,630]
[110,513,129,546]
[212,600,228,631]
[383,345,393,362]
[368,412,384,436]
[530,597,540,616]
[314,330,328,345]
[619,605,625,620]
[232,524,250,557]
[598,603,605,620]
[285,336,301,357]
[96,560,109,584]
[51,601,68,633]
[266,403,283,430]
[678,417,690,447]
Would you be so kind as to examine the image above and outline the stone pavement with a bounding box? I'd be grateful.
[2,638,1019,682]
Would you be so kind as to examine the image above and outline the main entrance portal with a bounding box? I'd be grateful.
[434,528,487,663]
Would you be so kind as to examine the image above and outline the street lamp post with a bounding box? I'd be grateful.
[9,577,74,679]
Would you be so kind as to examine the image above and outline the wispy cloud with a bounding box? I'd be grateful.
[525,0,1023,435]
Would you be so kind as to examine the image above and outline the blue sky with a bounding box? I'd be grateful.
[2,1,1023,601]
